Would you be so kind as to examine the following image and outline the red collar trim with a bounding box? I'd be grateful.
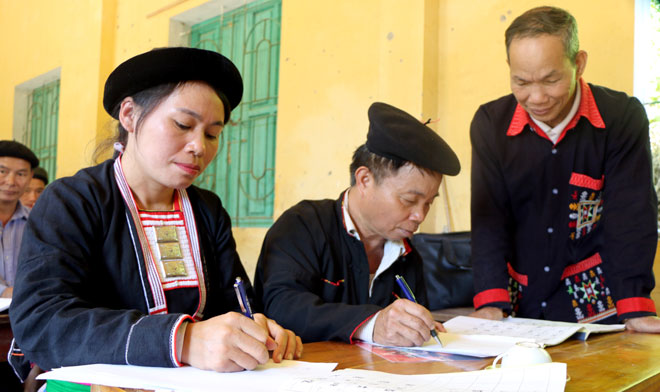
[136,191,182,212]
[173,191,182,211]
[506,79,606,139]
[506,104,532,137]
[402,238,412,256]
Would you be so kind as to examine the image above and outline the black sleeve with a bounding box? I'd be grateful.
[256,207,380,343]
[412,252,429,308]
[470,106,513,312]
[599,97,658,320]
[10,178,186,370]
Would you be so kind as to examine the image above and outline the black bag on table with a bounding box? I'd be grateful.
[410,231,474,310]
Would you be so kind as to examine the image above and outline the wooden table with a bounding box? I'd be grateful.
[92,329,660,392]
[300,332,660,392]
[431,307,474,322]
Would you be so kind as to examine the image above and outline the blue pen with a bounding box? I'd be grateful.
[233,277,254,319]
[395,274,443,346]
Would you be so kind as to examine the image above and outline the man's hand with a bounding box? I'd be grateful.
[253,313,303,362]
[181,312,272,372]
[469,306,504,320]
[625,316,660,333]
[0,287,12,298]
[373,299,443,347]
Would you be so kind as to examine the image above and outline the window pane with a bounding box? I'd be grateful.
[190,0,280,227]
[27,79,59,182]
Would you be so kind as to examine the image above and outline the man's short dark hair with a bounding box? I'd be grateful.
[505,6,579,64]
[32,167,49,185]
[349,144,436,186]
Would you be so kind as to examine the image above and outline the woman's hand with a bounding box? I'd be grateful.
[181,312,271,372]
[181,312,303,372]
[254,313,303,362]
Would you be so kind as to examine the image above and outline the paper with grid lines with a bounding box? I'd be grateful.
[281,362,567,392]
[444,316,623,346]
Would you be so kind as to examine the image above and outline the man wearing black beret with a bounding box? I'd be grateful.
[255,102,460,345]
[0,140,38,299]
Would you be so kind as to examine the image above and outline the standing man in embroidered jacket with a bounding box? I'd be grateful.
[255,102,461,345]
[470,6,660,332]
[0,140,38,299]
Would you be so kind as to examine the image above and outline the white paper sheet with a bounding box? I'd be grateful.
[0,297,11,312]
[504,316,625,341]
[444,316,624,346]
[398,332,534,357]
[38,360,337,392]
[280,362,567,392]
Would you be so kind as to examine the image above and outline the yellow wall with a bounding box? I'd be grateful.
[0,0,107,177]
[275,0,636,238]
[0,0,638,279]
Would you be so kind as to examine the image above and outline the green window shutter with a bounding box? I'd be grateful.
[190,0,280,227]
[27,79,59,182]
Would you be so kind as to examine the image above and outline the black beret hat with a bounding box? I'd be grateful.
[0,140,39,169]
[32,167,49,185]
[103,47,243,123]
[366,102,460,176]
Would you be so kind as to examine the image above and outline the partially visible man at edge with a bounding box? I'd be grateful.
[255,102,461,346]
[0,140,37,299]
[470,6,660,332]
[20,167,48,209]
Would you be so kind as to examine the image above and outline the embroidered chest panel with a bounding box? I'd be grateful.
[567,173,604,241]
[140,210,200,289]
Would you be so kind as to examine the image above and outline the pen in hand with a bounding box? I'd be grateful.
[395,274,443,347]
[233,277,254,319]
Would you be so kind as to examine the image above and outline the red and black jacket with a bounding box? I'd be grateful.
[470,79,657,323]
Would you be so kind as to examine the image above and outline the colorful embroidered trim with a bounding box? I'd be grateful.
[140,210,197,287]
[507,262,528,286]
[172,314,193,367]
[561,253,603,280]
[473,288,509,309]
[569,173,604,191]
[578,307,617,324]
[114,157,207,319]
[322,279,344,286]
[616,297,657,315]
